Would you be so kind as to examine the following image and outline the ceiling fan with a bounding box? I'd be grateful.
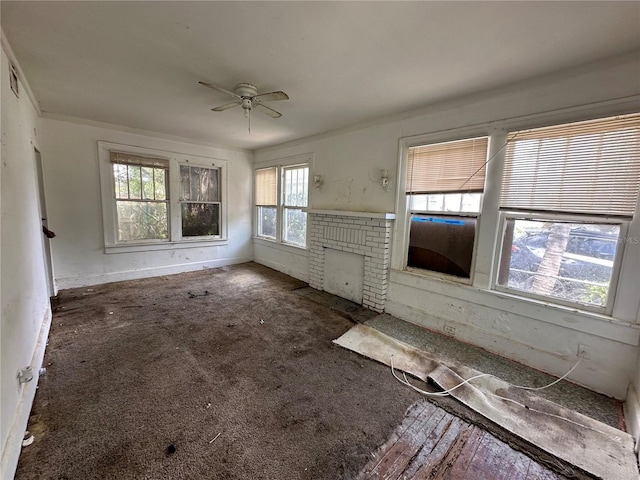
[199,81,289,132]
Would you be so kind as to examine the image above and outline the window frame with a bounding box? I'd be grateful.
[253,153,312,249]
[111,160,170,244]
[492,210,628,315]
[488,113,640,314]
[255,166,278,240]
[281,164,309,247]
[178,162,223,239]
[398,131,491,284]
[98,141,228,253]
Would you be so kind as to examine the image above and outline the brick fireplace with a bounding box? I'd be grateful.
[308,210,395,312]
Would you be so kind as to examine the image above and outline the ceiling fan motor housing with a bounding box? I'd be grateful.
[235,83,258,98]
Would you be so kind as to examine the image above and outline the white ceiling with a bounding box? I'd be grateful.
[2,1,639,150]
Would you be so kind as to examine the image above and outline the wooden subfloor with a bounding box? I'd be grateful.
[357,400,566,480]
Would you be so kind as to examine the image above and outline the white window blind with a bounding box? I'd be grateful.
[500,113,640,217]
[255,167,277,206]
[406,137,488,195]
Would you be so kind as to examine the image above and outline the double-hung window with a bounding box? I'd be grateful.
[100,142,227,251]
[405,136,488,279]
[255,161,309,248]
[282,165,309,246]
[255,167,277,239]
[495,113,640,311]
[112,152,169,242]
[179,164,221,237]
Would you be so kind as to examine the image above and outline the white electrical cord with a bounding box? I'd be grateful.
[508,357,583,391]
[390,355,615,438]
[390,355,491,396]
[391,354,582,396]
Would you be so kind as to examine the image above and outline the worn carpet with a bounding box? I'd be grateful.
[16,263,421,479]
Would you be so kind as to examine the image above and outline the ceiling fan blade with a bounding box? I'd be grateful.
[199,81,240,99]
[211,100,242,112]
[253,91,289,103]
[254,103,282,118]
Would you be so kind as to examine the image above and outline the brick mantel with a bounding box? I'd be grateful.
[308,211,394,312]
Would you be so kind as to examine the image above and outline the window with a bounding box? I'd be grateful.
[99,142,227,250]
[180,165,221,237]
[405,136,488,278]
[495,113,640,311]
[255,159,309,248]
[111,152,169,242]
[282,165,309,246]
[255,167,277,238]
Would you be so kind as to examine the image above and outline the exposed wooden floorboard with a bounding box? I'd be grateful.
[357,400,567,480]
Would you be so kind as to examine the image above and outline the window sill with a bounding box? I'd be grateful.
[105,238,229,254]
[390,268,640,345]
[253,236,309,254]
[405,265,472,285]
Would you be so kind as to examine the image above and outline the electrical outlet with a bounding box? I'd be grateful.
[443,324,456,335]
[577,344,591,359]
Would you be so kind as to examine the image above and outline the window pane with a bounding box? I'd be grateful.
[180,165,190,200]
[181,203,220,237]
[128,166,141,199]
[141,167,155,200]
[116,201,168,241]
[284,166,308,207]
[113,164,129,199]
[407,215,476,278]
[154,169,166,201]
[498,219,620,307]
[428,194,444,211]
[180,165,220,202]
[257,206,277,238]
[444,193,462,212]
[409,193,481,213]
[283,208,307,246]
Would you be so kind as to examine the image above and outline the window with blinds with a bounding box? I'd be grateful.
[255,167,278,238]
[405,136,488,278]
[254,163,309,246]
[496,113,640,312]
[500,113,640,217]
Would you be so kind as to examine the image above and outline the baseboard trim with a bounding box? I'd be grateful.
[55,256,253,289]
[0,308,52,480]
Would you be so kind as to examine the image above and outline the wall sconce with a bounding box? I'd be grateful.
[380,169,390,191]
[314,174,323,189]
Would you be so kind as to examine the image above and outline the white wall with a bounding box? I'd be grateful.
[39,118,254,288]
[255,53,640,399]
[0,43,52,479]
[254,238,309,282]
